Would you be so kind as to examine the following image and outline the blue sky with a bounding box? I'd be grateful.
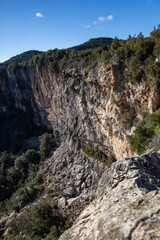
[0,0,160,62]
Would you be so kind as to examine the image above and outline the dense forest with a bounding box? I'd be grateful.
[70,37,113,51]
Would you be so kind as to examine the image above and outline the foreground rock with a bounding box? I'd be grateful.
[59,152,160,240]
[41,144,106,221]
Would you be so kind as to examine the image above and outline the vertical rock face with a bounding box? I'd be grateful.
[0,63,159,157]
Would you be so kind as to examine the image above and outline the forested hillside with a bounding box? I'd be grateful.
[0,50,42,67]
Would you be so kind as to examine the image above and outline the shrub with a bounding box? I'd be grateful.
[128,108,160,154]
[14,155,29,180]
[0,152,15,201]
[0,151,15,171]
[108,154,117,168]
[6,185,38,212]
[81,141,107,161]
[8,199,70,239]
[7,167,22,188]
[25,149,41,165]
[39,133,57,160]
[81,141,116,167]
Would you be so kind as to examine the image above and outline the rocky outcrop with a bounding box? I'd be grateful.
[59,152,160,240]
[41,144,106,221]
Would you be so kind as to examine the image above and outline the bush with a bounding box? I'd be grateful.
[5,174,44,213]
[0,152,15,201]
[39,133,57,160]
[108,154,117,168]
[7,199,71,239]
[25,149,41,165]
[7,167,22,188]
[14,155,29,180]
[81,141,116,167]
[6,185,38,212]
[128,108,160,154]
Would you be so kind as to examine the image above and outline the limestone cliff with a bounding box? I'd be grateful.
[0,63,159,158]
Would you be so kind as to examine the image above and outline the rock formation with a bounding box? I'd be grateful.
[60,152,160,240]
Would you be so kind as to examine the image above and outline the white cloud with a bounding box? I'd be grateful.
[84,14,113,30]
[98,15,113,22]
[99,17,105,22]
[36,12,43,18]
[106,15,113,21]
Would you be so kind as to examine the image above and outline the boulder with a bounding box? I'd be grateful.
[63,187,75,197]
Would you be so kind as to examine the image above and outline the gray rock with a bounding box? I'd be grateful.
[67,196,81,206]
[59,153,160,240]
[63,187,75,197]
[75,180,81,187]
[71,165,84,176]
[80,182,86,191]
[58,158,67,171]
[76,172,84,180]
[58,197,66,209]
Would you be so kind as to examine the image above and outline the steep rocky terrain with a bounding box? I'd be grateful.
[60,152,160,240]
[0,30,160,239]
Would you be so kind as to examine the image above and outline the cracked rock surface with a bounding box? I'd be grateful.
[59,152,160,240]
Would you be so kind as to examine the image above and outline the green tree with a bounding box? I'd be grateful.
[110,37,121,54]
[39,133,56,160]
[25,149,41,165]
[7,167,22,189]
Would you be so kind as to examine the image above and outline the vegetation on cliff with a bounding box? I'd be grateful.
[0,133,57,213]
[8,25,160,88]
[7,198,70,240]
[70,37,113,51]
[128,107,160,154]
[81,141,116,167]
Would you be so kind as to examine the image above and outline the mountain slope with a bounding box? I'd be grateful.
[0,50,42,67]
[71,37,113,51]
[0,37,113,67]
